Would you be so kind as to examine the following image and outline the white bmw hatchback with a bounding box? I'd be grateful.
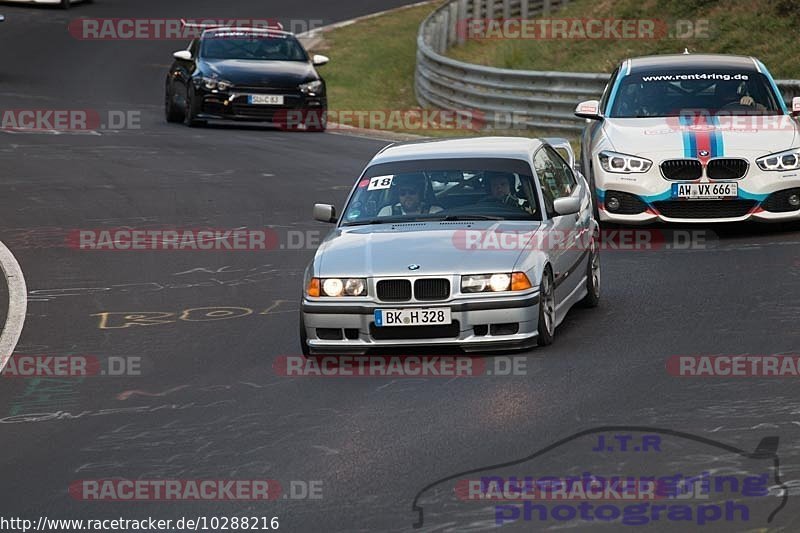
[576,53,800,224]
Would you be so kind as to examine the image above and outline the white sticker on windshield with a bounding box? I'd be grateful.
[367,175,393,191]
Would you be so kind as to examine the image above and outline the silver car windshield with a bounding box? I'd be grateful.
[609,71,783,118]
[341,158,542,226]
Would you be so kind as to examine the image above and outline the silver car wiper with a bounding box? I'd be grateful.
[430,215,506,221]
[343,217,406,226]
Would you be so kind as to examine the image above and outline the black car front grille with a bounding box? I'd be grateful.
[230,105,281,120]
[414,278,450,301]
[652,200,757,219]
[201,101,227,115]
[376,280,412,302]
[603,190,649,215]
[707,159,748,180]
[660,159,702,180]
[369,320,460,340]
[761,188,800,213]
[232,86,300,94]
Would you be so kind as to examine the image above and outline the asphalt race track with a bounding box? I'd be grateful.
[1,1,800,532]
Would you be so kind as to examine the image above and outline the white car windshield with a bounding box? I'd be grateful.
[609,70,784,117]
[341,158,542,225]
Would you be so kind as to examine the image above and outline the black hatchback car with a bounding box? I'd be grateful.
[165,26,329,131]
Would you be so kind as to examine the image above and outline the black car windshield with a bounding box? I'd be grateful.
[608,70,784,117]
[341,158,542,226]
[200,32,308,61]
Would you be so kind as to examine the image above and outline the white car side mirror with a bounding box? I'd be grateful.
[173,50,192,61]
[574,100,602,120]
[312,54,330,67]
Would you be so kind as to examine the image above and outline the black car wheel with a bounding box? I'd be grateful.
[183,86,206,128]
[60,0,70,8]
[164,85,184,123]
[305,109,328,132]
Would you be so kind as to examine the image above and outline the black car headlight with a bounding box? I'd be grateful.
[299,80,324,96]
[756,148,800,171]
[201,77,232,91]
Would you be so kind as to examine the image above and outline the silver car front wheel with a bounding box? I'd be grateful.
[537,267,555,346]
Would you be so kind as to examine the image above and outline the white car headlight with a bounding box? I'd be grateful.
[599,151,653,174]
[319,278,367,297]
[299,80,323,95]
[756,148,800,171]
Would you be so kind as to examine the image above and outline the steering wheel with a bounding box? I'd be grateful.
[720,102,753,111]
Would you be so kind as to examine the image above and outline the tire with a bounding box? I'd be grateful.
[305,109,327,132]
[60,0,70,9]
[588,162,600,222]
[579,234,601,308]
[537,267,556,346]
[183,86,206,127]
[164,85,184,123]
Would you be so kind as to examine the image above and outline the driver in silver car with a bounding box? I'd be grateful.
[483,171,532,212]
[378,173,443,216]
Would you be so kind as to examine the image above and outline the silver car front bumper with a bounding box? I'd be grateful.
[301,290,541,354]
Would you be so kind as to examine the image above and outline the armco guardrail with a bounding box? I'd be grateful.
[415,0,800,134]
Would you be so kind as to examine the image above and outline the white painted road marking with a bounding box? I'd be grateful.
[0,241,28,373]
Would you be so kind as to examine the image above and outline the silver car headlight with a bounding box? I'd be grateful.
[461,273,532,293]
[756,148,800,171]
[299,80,323,95]
[307,278,367,297]
[599,150,653,173]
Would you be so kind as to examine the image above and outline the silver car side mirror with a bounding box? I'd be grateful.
[313,203,337,223]
[553,197,581,217]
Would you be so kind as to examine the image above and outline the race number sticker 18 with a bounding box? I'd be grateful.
[368,175,393,191]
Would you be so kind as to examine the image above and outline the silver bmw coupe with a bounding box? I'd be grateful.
[300,137,600,355]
